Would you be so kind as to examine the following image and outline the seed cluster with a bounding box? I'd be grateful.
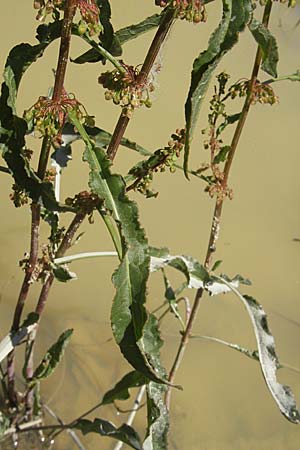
[98,64,154,117]
[24,92,84,144]
[229,80,278,105]
[155,0,207,23]
[65,191,102,221]
[127,129,185,198]
[34,0,102,35]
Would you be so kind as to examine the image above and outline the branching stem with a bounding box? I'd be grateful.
[7,0,77,406]
[165,0,273,409]
[106,8,175,161]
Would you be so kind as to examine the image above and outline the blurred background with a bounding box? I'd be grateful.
[1,1,300,449]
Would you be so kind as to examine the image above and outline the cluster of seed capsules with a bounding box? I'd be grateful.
[34,0,102,35]
[128,129,186,198]
[155,0,207,23]
[229,80,278,105]
[24,93,84,145]
[98,64,154,117]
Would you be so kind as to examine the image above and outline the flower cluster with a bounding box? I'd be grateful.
[34,0,64,21]
[65,191,102,221]
[229,79,278,105]
[156,0,207,23]
[77,0,102,36]
[127,129,185,198]
[34,0,102,35]
[10,184,29,208]
[24,92,84,145]
[99,64,154,117]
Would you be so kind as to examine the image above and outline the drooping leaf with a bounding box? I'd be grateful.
[75,418,142,450]
[216,276,300,424]
[162,270,185,329]
[101,371,146,405]
[150,249,250,295]
[0,313,39,363]
[142,315,169,450]
[248,17,279,78]
[68,111,170,386]
[32,329,73,382]
[184,0,252,176]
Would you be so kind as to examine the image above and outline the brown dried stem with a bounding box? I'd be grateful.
[165,0,273,409]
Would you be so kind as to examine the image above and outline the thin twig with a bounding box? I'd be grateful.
[165,1,273,409]
[106,8,175,161]
[112,385,146,450]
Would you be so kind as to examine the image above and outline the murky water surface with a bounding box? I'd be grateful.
[1,2,300,449]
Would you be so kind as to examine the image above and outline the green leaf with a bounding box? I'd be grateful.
[248,17,279,78]
[184,0,252,177]
[216,112,241,136]
[72,13,161,64]
[32,329,73,382]
[102,371,146,405]
[142,315,169,450]
[213,145,231,164]
[68,112,171,386]
[0,412,9,439]
[0,23,71,212]
[216,276,300,424]
[116,14,161,45]
[149,249,251,296]
[211,259,223,271]
[52,264,77,282]
[75,418,142,450]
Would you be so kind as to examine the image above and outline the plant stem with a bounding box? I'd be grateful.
[106,8,175,161]
[165,0,273,409]
[7,203,41,405]
[6,0,78,406]
[112,385,146,450]
[54,251,118,265]
[25,211,87,414]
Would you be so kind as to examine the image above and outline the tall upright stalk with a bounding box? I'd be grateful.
[6,0,77,406]
[106,8,175,161]
[165,0,273,408]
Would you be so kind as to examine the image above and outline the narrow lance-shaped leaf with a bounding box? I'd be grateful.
[142,315,169,450]
[101,371,146,405]
[248,17,279,78]
[184,0,252,177]
[72,13,161,64]
[75,418,142,450]
[32,329,73,382]
[0,313,39,363]
[149,247,250,295]
[68,111,172,386]
[216,275,300,424]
